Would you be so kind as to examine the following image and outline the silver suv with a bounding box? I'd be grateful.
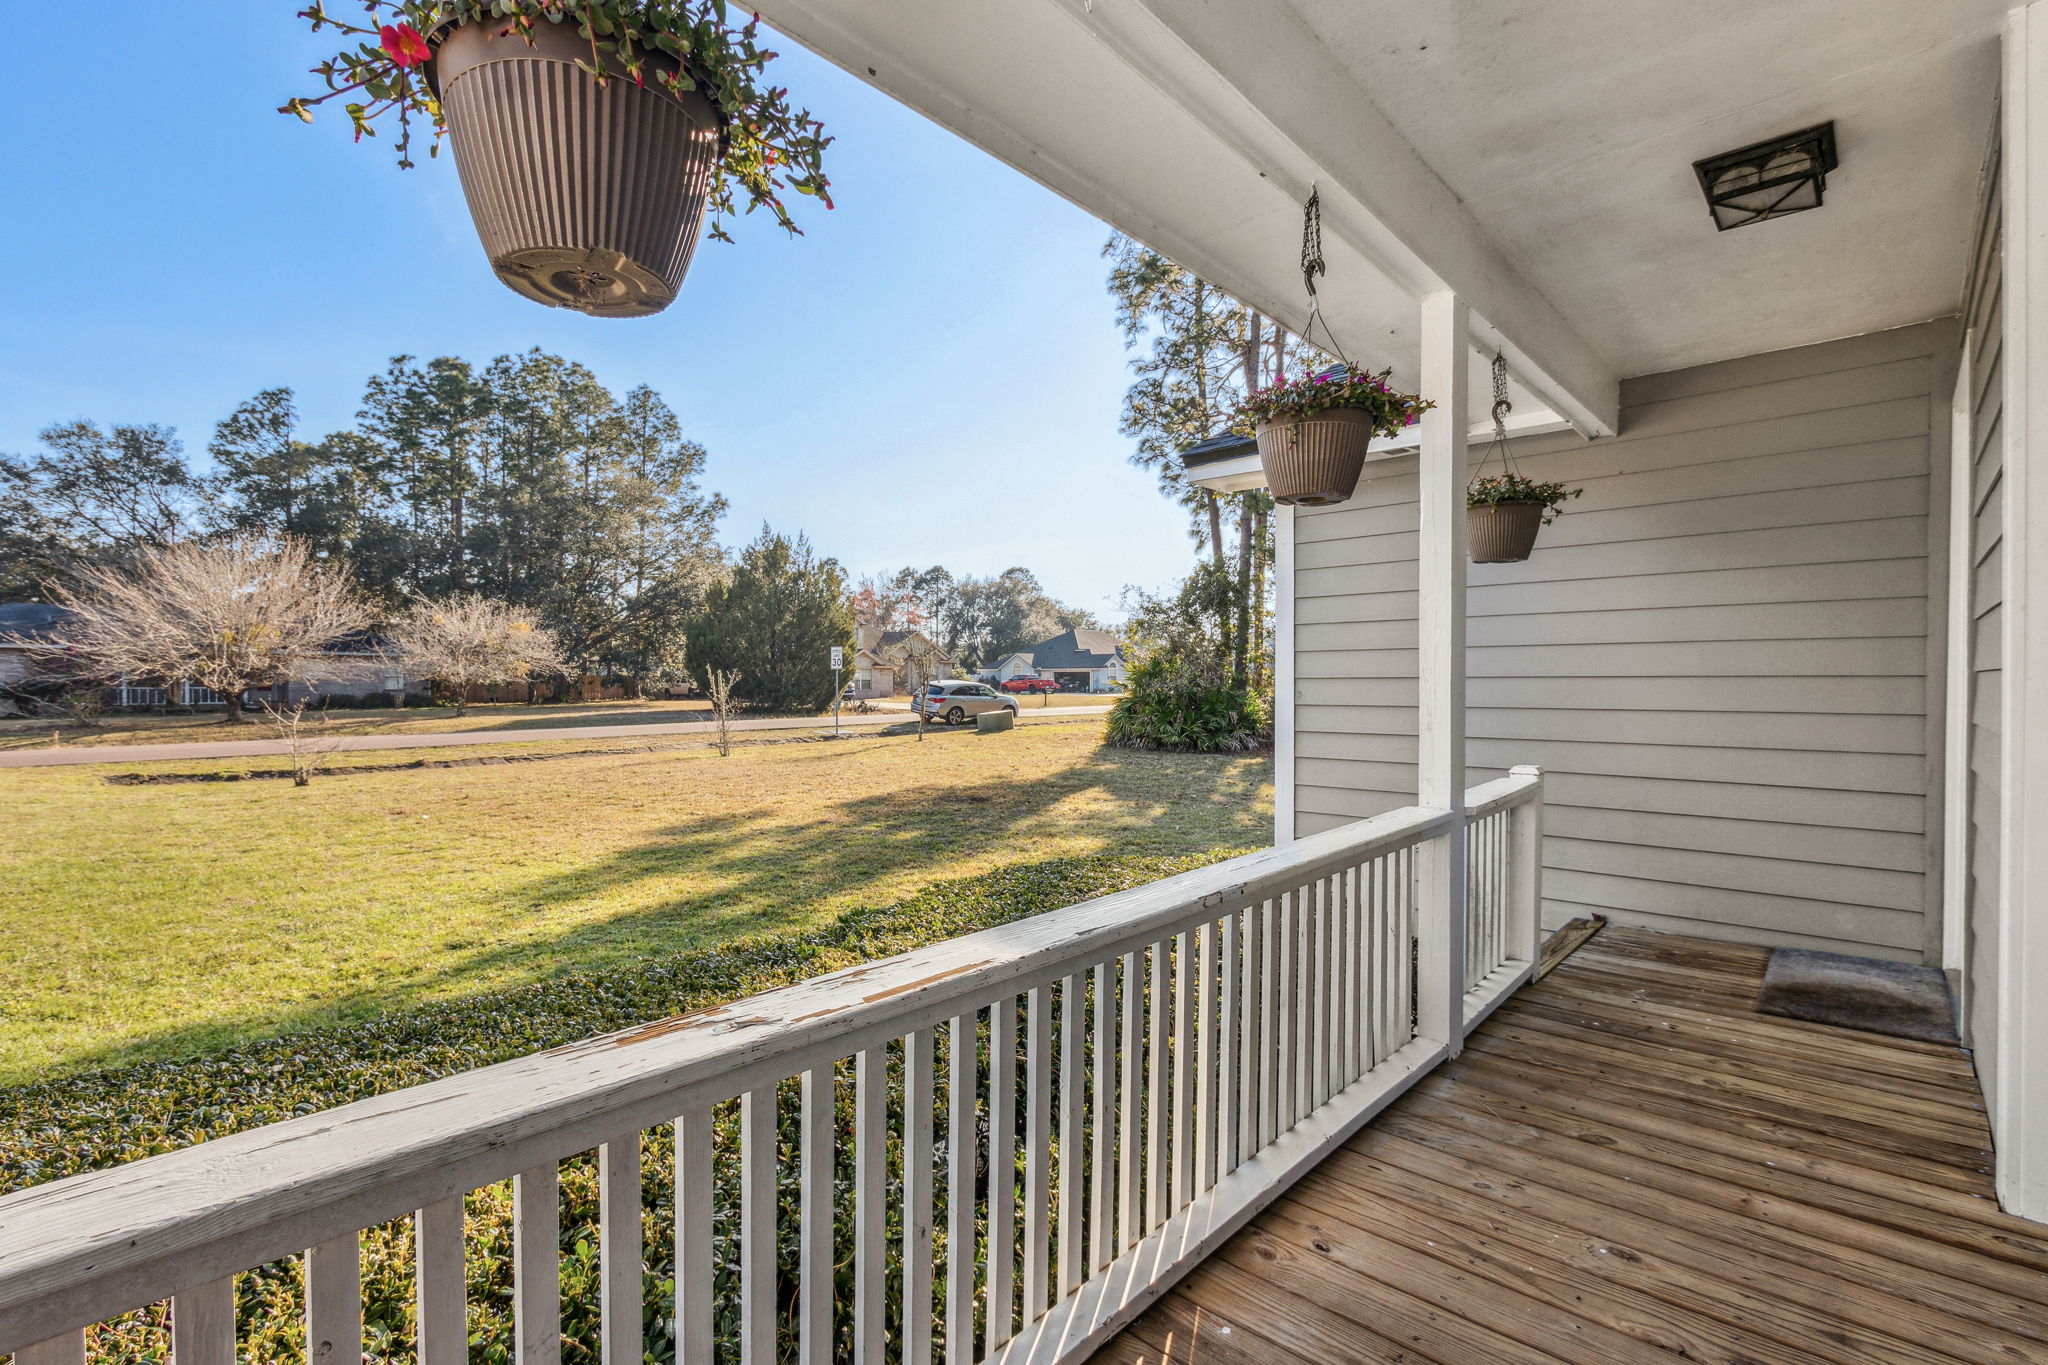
[914,680,1021,724]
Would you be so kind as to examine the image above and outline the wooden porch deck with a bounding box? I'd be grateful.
[1093,927,2048,1365]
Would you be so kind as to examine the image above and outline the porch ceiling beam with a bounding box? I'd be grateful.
[1088,0,1619,438]
[751,0,1620,437]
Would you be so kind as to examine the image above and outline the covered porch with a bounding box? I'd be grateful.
[6,0,2048,1362]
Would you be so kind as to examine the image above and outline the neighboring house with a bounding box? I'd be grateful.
[0,603,78,712]
[850,625,955,697]
[0,602,75,688]
[0,604,422,710]
[989,628,1127,691]
[983,651,1038,682]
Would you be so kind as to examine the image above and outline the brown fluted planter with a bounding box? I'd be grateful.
[1467,500,1547,563]
[1254,408,1379,506]
[428,21,724,317]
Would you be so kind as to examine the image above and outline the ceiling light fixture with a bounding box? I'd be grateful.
[1692,122,1838,231]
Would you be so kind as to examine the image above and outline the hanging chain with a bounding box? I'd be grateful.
[1297,187,1352,371]
[1301,186,1326,301]
[1475,351,1520,484]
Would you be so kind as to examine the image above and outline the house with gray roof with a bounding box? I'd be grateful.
[986,627,1127,692]
[0,603,77,692]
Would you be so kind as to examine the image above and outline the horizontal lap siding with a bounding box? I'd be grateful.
[1293,322,1949,960]
[1965,135,2003,1092]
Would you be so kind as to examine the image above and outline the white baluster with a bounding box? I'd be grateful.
[801,1066,835,1365]
[1089,960,1112,1271]
[600,1135,642,1365]
[905,1030,936,1365]
[304,1232,360,1365]
[415,1198,466,1365]
[1058,974,1083,1294]
[1118,949,1141,1246]
[1170,930,1192,1213]
[1023,989,1051,1319]
[676,1107,714,1365]
[741,1087,777,1365]
[857,1048,888,1362]
[984,998,1016,1354]
[171,1277,235,1365]
[1144,945,1167,1236]
[514,1165,559,1365]
[1239,900,1263,1163]
[13,1332,85,1365]
[945,1015,976,1365]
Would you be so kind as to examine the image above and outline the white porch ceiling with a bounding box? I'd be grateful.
[753,0,2001,423]
[1287,0,2006,376]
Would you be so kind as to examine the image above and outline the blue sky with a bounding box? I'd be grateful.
[0,7,1197,619]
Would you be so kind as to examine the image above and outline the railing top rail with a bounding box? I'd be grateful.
[1465,767,1542,821]
[0,800,1457,1352]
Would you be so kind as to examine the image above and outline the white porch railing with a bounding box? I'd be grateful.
[1462,764,1545,1030]
[0,774,1542,1365]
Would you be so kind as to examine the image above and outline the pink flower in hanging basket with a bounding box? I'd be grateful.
[380,23,432,69]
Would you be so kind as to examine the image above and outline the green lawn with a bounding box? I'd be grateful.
[0,723,1268,1082]
[0,692,1122,749]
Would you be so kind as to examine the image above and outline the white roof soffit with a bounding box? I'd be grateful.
[750,0,1621,438]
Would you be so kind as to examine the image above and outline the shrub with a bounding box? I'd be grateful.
[1105,656,1268,753]
[402,691,435,708]
[314,692,361,710]
[1,849,1245,1364]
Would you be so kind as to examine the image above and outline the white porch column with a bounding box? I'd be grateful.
[1414,291,1470,1054]
[1999,1,2048,1223]
[1274,503,1297,845]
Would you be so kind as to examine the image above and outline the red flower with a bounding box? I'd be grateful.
[380,22,432,68]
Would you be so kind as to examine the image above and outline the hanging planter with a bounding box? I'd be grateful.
[1237,369,1432,507]
[1467,497,1549,563]
[1467,355,1581,563]
[1226,189,1431,506]
[284,3,834,318]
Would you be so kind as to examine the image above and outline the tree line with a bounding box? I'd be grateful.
[853,565,1099,671]
[2,352,1104,719]
[0,349,725,685]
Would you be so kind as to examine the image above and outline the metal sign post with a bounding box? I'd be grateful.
[830,644,844,736]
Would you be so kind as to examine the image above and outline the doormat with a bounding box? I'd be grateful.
[1756,948,1959,1045]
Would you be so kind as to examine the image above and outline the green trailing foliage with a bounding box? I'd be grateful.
[1105,655,1268,754]
[1231,364,1431,435]
[1466,471,1583,524]
[1,849,1244,1363]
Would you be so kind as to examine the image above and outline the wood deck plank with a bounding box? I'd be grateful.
[1510,989,1987,1104]
[1093,928,2043,1365]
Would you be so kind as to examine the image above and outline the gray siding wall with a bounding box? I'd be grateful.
[1965,133,2004,1091]
[1292,320,1955,961]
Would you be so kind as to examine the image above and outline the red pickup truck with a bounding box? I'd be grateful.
[999,676,1060,693]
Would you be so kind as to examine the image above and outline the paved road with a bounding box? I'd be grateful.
[0,705,1116,769]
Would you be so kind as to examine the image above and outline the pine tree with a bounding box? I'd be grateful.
[685,528,853,712]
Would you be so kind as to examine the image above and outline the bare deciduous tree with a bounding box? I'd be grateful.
[260,698,342,786]
[51,534,370,723]
[387,593,565,718]
[701,667,741,757]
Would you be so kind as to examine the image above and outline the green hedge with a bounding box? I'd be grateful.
[1,849,1245,1364]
